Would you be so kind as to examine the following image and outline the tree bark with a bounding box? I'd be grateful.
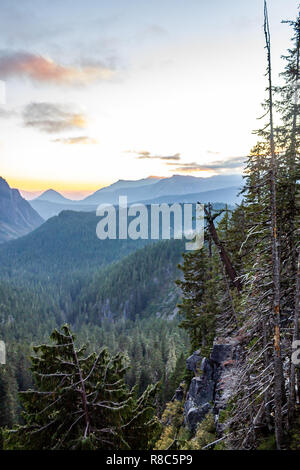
[204,205,242,292]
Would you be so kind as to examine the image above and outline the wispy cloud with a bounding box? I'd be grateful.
[127,150,181,161]
[167,156,246,173]
[23,102,87,133]
[52,136,98,145]
[0,51,114,85]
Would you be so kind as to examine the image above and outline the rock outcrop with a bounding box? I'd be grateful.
[183,337,242,433]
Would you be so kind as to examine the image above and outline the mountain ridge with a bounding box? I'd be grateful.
[82,174,243,205]
[29,174,243,219]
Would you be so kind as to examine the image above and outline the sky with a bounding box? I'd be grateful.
[0,0,298,197]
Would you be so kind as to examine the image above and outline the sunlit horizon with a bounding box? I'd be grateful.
[8,170,225,200]
[0,0,298,196]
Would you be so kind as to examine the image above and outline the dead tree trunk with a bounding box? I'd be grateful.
[204,204,242,293]
[287,20,299,278]
[264,0,283,449]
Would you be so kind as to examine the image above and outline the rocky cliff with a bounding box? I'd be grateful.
[182,337,243,434]
[0,177,44,243]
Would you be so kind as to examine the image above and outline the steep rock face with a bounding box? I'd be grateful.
[0,177,44,243]
[183,337,242,433]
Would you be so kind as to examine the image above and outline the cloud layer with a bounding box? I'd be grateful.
[52,136,98,145]
[23,102,87,133]
[128,150,181,161]
[167,156,246,173]
[0,51,114,85]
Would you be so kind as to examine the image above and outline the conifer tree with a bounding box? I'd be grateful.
[176,243,218,355]
[3,325,160,450]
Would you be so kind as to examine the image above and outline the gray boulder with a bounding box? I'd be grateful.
[184,402,211,433]
[186,350,202,374]
[187,365,215,408]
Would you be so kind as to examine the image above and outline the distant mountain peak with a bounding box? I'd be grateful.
[35,189,72,203]
[45,189,58,193]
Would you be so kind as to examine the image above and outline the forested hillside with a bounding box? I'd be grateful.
[72,239,185,324]
[0,238,189,442]
[0,210,152,282]
[0,203,226,282]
